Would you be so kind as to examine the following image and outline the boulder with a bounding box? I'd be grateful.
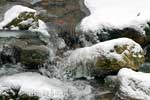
[0,31,49,68]
[65,38,145,78]
[0,5,50,36]
[3,11,38,30]
[80,27,146,46]
[115,68,150,100]
[20,45,49,67]
[78,0,150,45]
[0,5,37,30]
[109,28,146,45]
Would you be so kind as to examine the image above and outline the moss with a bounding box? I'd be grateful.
[114,45,128,54]
[96,44,145,72]
[96,57,122,71]
[21,49,48,66]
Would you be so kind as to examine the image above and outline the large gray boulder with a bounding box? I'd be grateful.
[0,31,49,68]
[64,38,145,78]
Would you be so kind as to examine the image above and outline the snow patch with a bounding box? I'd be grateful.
[117,68,150,100]
[80,0,150,33]
[0,72,93,100]
[30,20,50,36]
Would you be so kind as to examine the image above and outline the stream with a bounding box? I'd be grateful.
[0,0,119,100]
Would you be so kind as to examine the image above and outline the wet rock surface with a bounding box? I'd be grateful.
[0,31,49,68]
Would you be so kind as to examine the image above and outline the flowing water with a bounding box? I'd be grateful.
[0,0,115,100]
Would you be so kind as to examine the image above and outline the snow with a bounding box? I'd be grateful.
[117,68,150,100]
[30,20,50,36]
[80,0,150,33]
[0,64,24,77]
[65,38,143,78]
[0,72,67,99]
[0,72,93,100]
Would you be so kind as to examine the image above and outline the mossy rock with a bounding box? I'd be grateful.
[96,44,145,72]
[3,11,39,30]
[21,45,49,66]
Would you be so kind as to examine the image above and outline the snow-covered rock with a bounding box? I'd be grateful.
[0,72,93,100]
[0,5,49,36]
[115,68,150,100]
[0,72,67,99]
[64,38,144,78]
[78,0,149,45]
[80,0,150,33]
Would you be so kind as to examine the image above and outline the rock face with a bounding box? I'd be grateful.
[79,26,146,47]
[115,68,150,100]
[108,28,146,45]
[20,45,49,67]
[0,31,49,68]
[65,38,145,78]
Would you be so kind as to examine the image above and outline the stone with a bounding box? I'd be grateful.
[65,38,145,78]
[0,31,49,68]
[112,28,146,45]
[20,45,49,67]
[115,68,150,100]
[83,27,146,46]
[3,11,38,30]
[95,42,144,72]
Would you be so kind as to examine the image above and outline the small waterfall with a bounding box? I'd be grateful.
[0,1,116,99]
